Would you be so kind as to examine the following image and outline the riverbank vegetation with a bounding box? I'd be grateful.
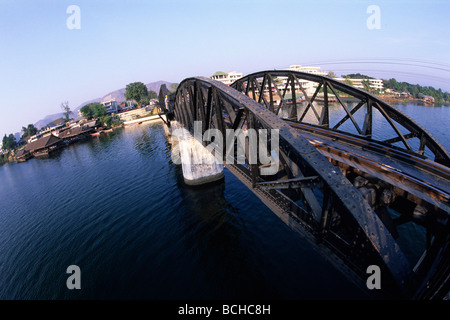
[1,134,17,166]
[342,73,450,104]
[80,103,123,128]
[382,78,450,104]
[21,124,38,141]
[125,82,157,107]
[61,101,73,123]
[0,152,12,165]
[2,134,17,151]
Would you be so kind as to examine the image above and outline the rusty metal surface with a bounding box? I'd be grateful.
[287,121,450,213]
[166,76,428,298]
[227,71,449,299]
[231,70,450,167]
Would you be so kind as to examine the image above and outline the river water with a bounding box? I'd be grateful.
[0,103,448,299]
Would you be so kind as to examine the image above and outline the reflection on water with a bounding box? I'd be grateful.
[177,178,243,236]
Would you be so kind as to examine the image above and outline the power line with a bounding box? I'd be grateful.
[302,61,450,73]
[303,58,450,70]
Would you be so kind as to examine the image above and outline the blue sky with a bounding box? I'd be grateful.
[1,0,449,139]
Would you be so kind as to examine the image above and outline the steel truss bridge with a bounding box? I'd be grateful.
[158,70,450,299]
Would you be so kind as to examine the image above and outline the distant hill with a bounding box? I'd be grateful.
[146,81,173,94]
[33,81,172,130]
[100,80,172,103]
[34,114,61,130]
[34,98,101,130]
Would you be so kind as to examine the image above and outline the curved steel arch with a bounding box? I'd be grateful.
[169,76,429,298]
[230,70,450,167]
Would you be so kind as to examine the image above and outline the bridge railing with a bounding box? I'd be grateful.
[170,76,423,298]
[230,70,450,167]
[163,74,450,299]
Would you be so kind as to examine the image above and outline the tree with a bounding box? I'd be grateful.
[21,127,27,138]
[169,83,178,92]
[386,78,400,91]
[61,101,73,123]
[125,82,148,106]
[80,103,106,119]
[327,71,337,78]
[21,124,38,139]
[344,79,354,86]
[148,90,157,100]
[343,73,374,79]
[362,80,372,92]
[382,77,450,103]
[99,115,112,128]
[80,104,95,119]
[140,96,150,107]
[92,103,107,118]
[98,115,122,128]
[2,134,17,151]
[0,153,9,165]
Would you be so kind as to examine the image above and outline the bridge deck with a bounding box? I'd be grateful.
[288,121,450,214]
[166,74,450,299]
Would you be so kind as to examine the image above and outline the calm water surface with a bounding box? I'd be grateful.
[0,103,448,299]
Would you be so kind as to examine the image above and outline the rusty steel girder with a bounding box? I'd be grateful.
[230,70,450,167]
[164,76,440,298]
[229,70,450,300]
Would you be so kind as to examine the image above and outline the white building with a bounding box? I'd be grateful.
[101,99,118,114]
[283,65,329,97]
[287,65,328,76]
[288,65,383,93]
[335,77,383,91]
[210,71,244,85]
[27,135,40,143]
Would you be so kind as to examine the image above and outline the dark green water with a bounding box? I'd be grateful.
[0,103,448,299]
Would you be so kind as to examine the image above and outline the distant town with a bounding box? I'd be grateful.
[1,64,449,165]
[0,81,171,165]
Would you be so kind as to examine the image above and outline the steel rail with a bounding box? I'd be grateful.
[286,121,450,206]
[170,76,416,298]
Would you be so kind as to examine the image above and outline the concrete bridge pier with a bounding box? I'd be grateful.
[167,121,224,186]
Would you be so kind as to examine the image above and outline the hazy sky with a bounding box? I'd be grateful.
[1,0,449,139]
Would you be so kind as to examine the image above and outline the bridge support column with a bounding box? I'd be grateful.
[169,121,224,186]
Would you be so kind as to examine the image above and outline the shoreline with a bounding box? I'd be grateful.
[1,99,447,167]
[376,95,450,106]
[1,114,166,166]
